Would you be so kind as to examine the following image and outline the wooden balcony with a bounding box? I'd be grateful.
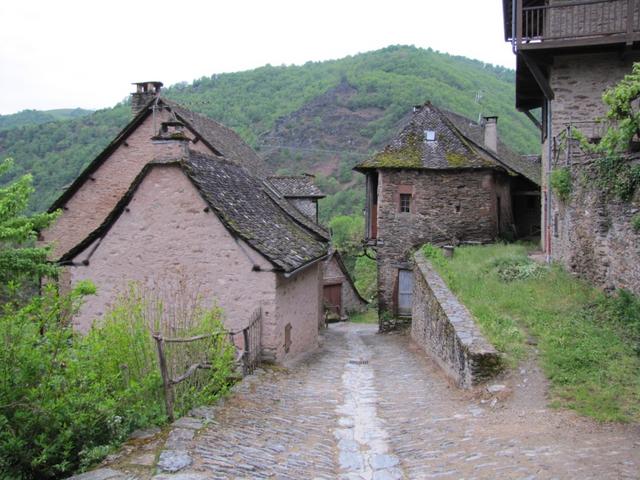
[509,0,640,51]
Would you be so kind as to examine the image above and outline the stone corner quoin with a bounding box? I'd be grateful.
[411,250,502,389]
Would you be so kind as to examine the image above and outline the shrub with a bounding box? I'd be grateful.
[421,243,443,260]
[550,167,572,203]
[632,214,640,233]
[0,282,234,479]
[488,255,547,282]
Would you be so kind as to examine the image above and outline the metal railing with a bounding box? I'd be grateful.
[514,0,640,49]
[154,306,262,420]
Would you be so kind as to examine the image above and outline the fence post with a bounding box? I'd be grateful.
[242,328,250,375]
[154,334,175,422]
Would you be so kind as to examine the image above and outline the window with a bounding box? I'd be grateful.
[424,130,436,142]
[399,193,411,213]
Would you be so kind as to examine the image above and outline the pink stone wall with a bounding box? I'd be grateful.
[41,111,215,259]
[68,165,279,352]
[275,263,322,361]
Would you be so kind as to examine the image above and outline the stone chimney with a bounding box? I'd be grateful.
[482,116,498,153]
[131,81,163,115]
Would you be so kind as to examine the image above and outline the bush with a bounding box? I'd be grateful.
[0,282,234,480]
[550,167,572,202]
[632,214,640,233]
[489,256,547,282]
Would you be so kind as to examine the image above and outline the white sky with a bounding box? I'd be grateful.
[0,0,513,115]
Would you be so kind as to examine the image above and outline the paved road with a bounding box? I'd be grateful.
[94,322,640,480]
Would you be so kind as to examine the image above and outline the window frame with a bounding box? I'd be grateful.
[399,193,411,213]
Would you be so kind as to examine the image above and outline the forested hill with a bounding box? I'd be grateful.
[0,108,93,131]
[0,45,538,217]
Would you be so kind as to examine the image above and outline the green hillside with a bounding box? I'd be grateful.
[0,45,538,216]
[0,108,93,132]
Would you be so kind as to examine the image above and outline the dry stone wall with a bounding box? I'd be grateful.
[411,251,502,388]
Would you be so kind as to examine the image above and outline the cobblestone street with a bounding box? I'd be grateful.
[90,322,640,480]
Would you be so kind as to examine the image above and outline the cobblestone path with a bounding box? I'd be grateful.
[90,322,640,480]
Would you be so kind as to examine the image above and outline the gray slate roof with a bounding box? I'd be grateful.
[61,150,328,273]
[164,99,269,179]
[185,151,328,272]
[266,174,325,198]
[355,102,541,185]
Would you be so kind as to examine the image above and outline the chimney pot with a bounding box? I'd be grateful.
[131,81,163,116]
[482,116,498,153]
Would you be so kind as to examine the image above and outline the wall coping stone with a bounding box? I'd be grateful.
[412,251,501,387]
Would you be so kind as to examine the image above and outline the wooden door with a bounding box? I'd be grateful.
[323,283,342,317]
[397,269,413,317]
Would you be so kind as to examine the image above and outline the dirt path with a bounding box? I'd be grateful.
[77,322,640,480]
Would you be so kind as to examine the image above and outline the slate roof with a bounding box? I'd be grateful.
[266,174,325,198]
[49,97,268,212]
[61,150,328,273]
[355,102,541,185]
[164,99,268,179]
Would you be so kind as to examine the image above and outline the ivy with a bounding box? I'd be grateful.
[550,167,572,203]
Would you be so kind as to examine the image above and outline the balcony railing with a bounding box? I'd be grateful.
[513,0,640,50]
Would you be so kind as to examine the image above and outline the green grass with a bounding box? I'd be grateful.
[349,308,378,324]
[424,243,640,423]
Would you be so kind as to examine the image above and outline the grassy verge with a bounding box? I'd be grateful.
[349,307,378,324]
[423,243,640,422]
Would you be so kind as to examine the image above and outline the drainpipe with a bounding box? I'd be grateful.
[546,101,553,264]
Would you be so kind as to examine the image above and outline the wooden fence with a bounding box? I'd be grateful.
[154,306,262,421]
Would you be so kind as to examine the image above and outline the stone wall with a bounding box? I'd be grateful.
[375,169,508,331]
[68,165,285,357]
[546,52,640,294]
[41,111,214,259]
[275,263,322,361]
[411,251,502,388]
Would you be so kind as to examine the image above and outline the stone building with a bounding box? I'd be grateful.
[355,102,540,331]
[265,174,325,223]
[503,0,640,293]
[42,82,330,363]
[322,250,368,320]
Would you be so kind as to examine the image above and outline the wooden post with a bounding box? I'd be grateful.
[154,334,175,422]
[242,328,250,375]
[516,0,523,47]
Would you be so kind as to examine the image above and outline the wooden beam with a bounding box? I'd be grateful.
[524,110,543,131]
[519,52,554,100]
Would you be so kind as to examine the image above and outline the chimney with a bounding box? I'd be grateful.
[131,81,163,115]
[482,116,498,153]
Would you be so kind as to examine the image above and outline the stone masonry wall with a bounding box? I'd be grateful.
[41,111,214,259]
[376,169,505,331]
[275,262,322,361]
[411,251,502,388]
[68,165,285,360]
[547,52,640,294]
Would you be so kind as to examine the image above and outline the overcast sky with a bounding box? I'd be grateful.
[0,0,513,115]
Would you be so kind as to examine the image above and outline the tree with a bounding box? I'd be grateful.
[0,158,59,286]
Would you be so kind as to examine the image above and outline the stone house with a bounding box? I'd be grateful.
[42,82,330,363]
[322,250,368,320]
[504,0,640,294]
[355,102,541,331]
